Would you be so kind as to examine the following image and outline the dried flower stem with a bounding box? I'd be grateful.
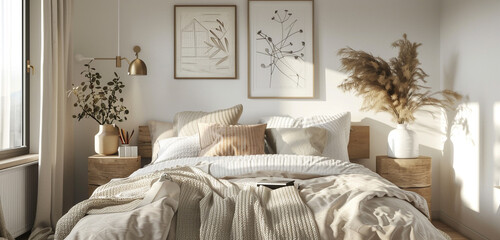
[338,34,462,124]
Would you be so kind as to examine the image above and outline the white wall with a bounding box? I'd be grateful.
[440,0,500,239]
[71,0,443,214]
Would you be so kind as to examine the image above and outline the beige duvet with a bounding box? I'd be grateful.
[64,155,448,240]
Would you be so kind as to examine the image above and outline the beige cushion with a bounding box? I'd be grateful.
[265,127,327,156]
[148,120,175,162]
[198,123,266,157]
[174,104,243,137]
[260,112,351,161]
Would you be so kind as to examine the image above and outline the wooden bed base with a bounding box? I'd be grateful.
[138,125,370,160]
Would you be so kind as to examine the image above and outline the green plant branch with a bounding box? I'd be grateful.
[74,93,103,125]
[69,63,129,125]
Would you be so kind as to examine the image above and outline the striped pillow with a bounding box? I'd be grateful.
[174,104,243,137]
[259,115,302,128]
[198,123,267,157]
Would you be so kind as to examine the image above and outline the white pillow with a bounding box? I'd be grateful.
[154,135,201,164]
[302,112,351,162]
[260,112,351,161]
[148,120,175,162]
[259,115,302,128]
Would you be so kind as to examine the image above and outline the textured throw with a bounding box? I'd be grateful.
[55,172,164,239]
[175,167,319,240]
[55,166,319,240]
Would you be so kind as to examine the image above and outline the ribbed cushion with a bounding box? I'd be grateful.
[266,127,327,156]
[174,104,243,137]
[198,123,266,156]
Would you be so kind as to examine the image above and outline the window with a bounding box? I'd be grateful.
[0,0,29,159]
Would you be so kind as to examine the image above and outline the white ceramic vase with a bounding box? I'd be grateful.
[387,123,419,158]
[95,124,119,155]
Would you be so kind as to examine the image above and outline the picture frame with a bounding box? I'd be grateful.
[248,0,315,99]
[174,5,237,79]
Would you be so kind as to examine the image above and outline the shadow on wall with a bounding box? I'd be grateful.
[440,51,463,218]
[498,201,500,216]
[440,50,490,233]
[359,118,392,158]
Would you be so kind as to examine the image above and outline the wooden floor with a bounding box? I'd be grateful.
[433,220,469,240]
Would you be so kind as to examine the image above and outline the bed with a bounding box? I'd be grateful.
[56,107,448,240]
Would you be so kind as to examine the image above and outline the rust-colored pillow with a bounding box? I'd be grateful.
[198,123,267,156]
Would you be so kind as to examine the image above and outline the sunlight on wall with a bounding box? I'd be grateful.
[324,68,348,93]
[493,103,500,211]
[450,102,480,212]
[323,68,363,117]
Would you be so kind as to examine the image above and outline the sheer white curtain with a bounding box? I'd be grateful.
[0,199,13,240]
[29,0,74,239]
[0,0,23,150]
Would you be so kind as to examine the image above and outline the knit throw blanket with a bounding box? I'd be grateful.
[55,167,320,240]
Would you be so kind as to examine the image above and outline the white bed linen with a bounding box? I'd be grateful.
[127,154,446,240]
[155,135,200,163]
[66,175,180,240]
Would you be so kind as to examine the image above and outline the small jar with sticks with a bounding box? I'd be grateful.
[119,128,134,145]
[118,128,137,157]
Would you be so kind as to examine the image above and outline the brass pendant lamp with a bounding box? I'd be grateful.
[75,0,147,76]
[128,46,147,75]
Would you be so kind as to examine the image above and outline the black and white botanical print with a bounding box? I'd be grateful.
[249,0,314,98]
[256,9,305,88]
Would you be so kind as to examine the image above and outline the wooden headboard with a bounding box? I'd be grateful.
[138,125,370,160]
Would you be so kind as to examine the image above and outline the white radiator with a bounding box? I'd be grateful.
[0,163,38,237]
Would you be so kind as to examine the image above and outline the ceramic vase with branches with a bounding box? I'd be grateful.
[68,62,130,155]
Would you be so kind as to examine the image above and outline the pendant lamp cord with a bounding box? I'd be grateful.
[117,0,120,56]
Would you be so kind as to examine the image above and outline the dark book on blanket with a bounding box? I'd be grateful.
[257,180,295,189]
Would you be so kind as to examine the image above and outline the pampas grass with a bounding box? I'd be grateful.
[338,34,462,124]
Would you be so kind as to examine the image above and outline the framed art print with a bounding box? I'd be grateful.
[248,0,314,98]
[175,5,237,79]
